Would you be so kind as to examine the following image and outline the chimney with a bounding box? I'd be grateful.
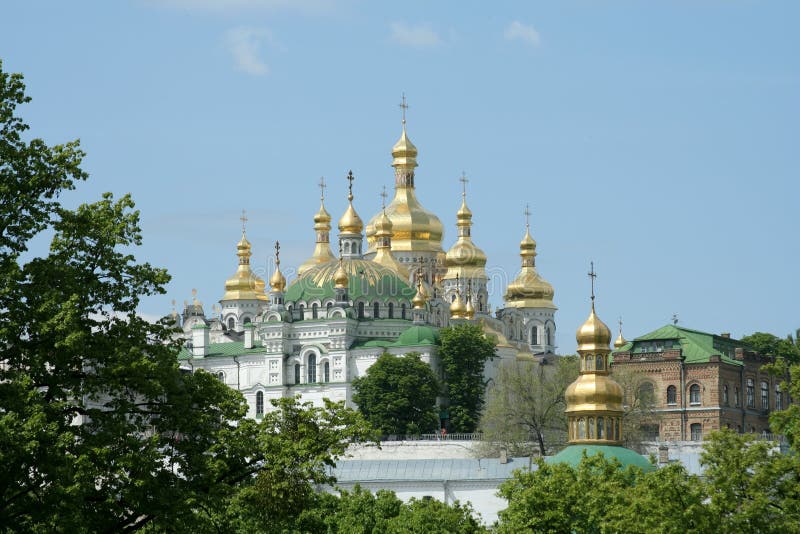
[499,448,508,464]
[243,324,254,349]
[191,323,209,358]
[720,332,731,339]
[658,445,669,465]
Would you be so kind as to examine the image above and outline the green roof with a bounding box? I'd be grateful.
[395,325,439,346]
[548,444,655,471]
[177,341,265,360]
[285,259,415,304]
[617,324,742,366]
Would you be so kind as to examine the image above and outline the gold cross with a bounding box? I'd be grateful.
[380,185,388,209]
[524,204,531,229]
[318,176,326,200]
[588,261,597,303]
[275,241,281,265]
[459,172,469,196]
[399,93,408,124]
[346,170,355,201]
[240,209,248,234]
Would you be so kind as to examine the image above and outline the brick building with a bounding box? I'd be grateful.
[612,325,786,441]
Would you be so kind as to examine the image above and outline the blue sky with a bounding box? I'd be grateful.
[2,1,798,353]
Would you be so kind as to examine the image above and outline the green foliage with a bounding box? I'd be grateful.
[769,358,800,448]
[479,356,578,456]
[352,352,440,436]
[741,331,800,363]
[384,497,487,534]
[439,323,496,433]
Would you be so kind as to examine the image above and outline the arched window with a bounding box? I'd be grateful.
[588,417,595,439]
[723,384,729,406]
[358,302,365,319]
[327,302,333,312]
[761,381,769,409]
[323,361,330,383]
[746,378,755,408]
[373,302,380,319]
[243,316,251,325]
[667,385,677,405]
[298,304,304,320]
[597,416,605,439]
[388,302,394,319]
[216,371,225,382]
[595,354,604,370]
[256,391,264,417]
[734,386,740,407]
[227,317,235,330]
[401,303,407,320]
[546,327,552,346]
[312,303,318,319]
[307,354,317,383]
[689,384,701,405]
[614,418,620,441]
[690,423,702,441]
[531,326,539,345]
[776,385,783,411]
[343,242,351,254]
[294,364,301,384]
[578,417,586,439]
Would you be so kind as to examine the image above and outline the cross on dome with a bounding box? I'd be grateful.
[240,209,248,234]
[318,176,326,200]
[399,93,409,124]
[588,261,597,304]
[274,241,281,265]
[380,185,388,209]
[346,170,355,201]
[524,204,531,229]
[459,171,469,197]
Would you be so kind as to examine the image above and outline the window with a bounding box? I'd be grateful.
[294,364,301,384]
[578,417,586,439]
[357,302,365,319]
[323,362,330,383]
[776,385,783,411]
[401,303,406,320]
[373,302,380,319]
[344,242,351,254]
[546,327,552,346]
[761,381,769,409]
[690,423,702,441]
[595,354,604,370]
[327,302,333,312]
[588,417,595,439]
[388,302,394,319]
[227,317,235,330]
[307,354,317,383]
[256,391,264,417]
[531,326,539,345]
[667,385,677,405]
[746,378,755,408]
[243,317,251,324]
[312,303,318,319]
[723,385,729,406]
[216,371,225,382]
[734,386,740,407]
[689,384,701,405]
[597,416,605,439]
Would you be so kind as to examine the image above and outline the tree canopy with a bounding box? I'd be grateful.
[741,331,800,363]
[352,352,440,437]
[439,323,497,433]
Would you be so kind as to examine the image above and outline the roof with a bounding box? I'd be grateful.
[330,457,530,482]
[547,444,655,471]
[285,259,415,304]
[177,341,265,360]
[395,325,439,346]
[616,324,742,366]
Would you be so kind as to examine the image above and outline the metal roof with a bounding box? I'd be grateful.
[330,457,531,482]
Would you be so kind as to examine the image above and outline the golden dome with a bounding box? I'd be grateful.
[565,373,624,413]
[314,199,331,224]
[444,194,488,281]
[504,226,556,309]
[223,233,268,302]
[339,202,364,235]
[450,291,466,319]
[614,331,628,349]
[412,279,428,309]
[392,122,418,168]
[576,305,612,351]
[269,241,286,292]
[464,296,475,319]
[299,196,337,276]
[333,259,349,289]
[371,209,409,278]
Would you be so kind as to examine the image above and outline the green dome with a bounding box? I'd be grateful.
[285,259,415,304]
[547,445,655,472]
[394,325,440,347]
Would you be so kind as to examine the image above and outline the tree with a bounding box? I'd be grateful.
[741,331,800,363]
[611,366,662,451]
[352,352,440,436]
[479,356,578,457]
[384,497,487,534]
[439,323,496,433]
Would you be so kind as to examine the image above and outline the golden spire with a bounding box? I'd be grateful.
[333,254,349,289]
[269,241,287,292]
[372,185,409,277]
[392,93,418,170]
[444,174,487,282]
[464,280,475,320]
[614,317,628,349]
[564,264,623,445]
[504,204,555,309]
[449,274,466,319]
[338,170,364,234]
[299,177,337,276]
[223,210,268,302]
[412,269,428,309]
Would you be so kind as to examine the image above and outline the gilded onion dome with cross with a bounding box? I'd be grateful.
[444,182,488,282]
[222,214,268,302]
[365,97,445,259]
[504,208,556,309]
[298,178,337,276]
[371,187,409,278]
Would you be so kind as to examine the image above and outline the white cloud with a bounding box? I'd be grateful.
[504,21,541,47]
[390,22,441,48]
[225,27,271,76]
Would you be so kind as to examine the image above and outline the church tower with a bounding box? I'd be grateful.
[365,96,445,284]
[371,187,409,278]
[268,241,287,311]
[338,170,365,260]
[219,211,268,331]
[497,206,557,354]
[298,178,336,276]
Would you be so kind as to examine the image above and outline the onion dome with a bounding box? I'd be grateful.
[412,278,428,309]
[372,208,409,277]
[339,200,364,235]
[614,322,628,349]
[298,191,337,276]
[444,192,488,281]
[504,224,556,309]
[464,296,475,320]
[450,290,466,319]
[576,305,613,352]
[333,258,349,289]
[365,118,444,255]
[223,232,268,302]
[269,241,287,292]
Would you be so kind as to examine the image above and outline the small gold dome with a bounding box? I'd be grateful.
[223,233,268,302]
[504,226,555,308]
[576,306,612,351]
[269,267,286,292]
[412,282,427,309]
[565,373,624,413]
[450,292,466,319]
[392,123,418,168]
[314,199,332,224]
[464,297,475,319]
[444,194,488,281]
[338,202,364,234]
[333,259,349,289]
[614,331,628,349]
[375,209,393,235]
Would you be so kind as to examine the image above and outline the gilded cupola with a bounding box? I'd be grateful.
[365,98,444,256]
[338,172,364,235]
[449,275,467,319]
[444,183,488,282]
[371,189,409,277]
[269,241,287,292]
[298,178,337,276]
[504,208,556,310]
[222,215,268,302]
[564,266,624,446]
[614,318,628,349]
